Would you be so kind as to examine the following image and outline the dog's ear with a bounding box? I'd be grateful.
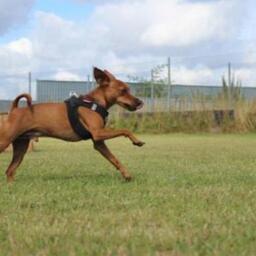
[104,70,116,80]
[94,67,110,86]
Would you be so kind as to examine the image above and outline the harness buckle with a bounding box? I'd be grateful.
[91,103,97,111]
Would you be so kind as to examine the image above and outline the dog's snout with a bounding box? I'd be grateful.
[135,98,144,109]
[136,98,143,105]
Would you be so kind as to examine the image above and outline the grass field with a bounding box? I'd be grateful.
[1,134,256,255]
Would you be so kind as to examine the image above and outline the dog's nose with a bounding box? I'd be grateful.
[135,98,144,109]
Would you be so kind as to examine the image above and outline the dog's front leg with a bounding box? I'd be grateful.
[93,141,132,181]
[91,128,145,146]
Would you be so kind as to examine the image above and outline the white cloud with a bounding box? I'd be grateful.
[0,37,32,73]
[54,71,82,81]
[0,37,32,98]
[0,0,254,99]
[172,66,216,85]
[72,0,135,4]
[0,88,8,99]
[88,0,244,53]
[235,68,256,86]
[6,38,33,57]
[0,0,35,35]
[141,0,236,47]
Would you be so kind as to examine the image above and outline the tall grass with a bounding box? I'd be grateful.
[109,74,255,133]
[108,98,256,133]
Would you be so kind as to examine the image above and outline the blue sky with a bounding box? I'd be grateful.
[0,0,94,44]
[34,0,94,21]
[0,0,255,98]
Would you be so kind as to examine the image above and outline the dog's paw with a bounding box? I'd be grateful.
[7,176,14,183]
[123,174,132,182]
[125,176,132,182]
[133,141,145,147]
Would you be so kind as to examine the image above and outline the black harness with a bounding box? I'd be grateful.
[64,95,109,140]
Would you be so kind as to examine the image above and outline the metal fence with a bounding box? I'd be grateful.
[1,55,256,113]
[36,80,93,103]
[1,79,256,113]
[34,79,256,113]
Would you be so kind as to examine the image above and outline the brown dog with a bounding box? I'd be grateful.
[0,68,145,182]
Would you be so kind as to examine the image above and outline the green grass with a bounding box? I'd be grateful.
[1,134,256,255]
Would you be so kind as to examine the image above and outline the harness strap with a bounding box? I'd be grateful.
[81,98,109,121]
[65,96,109,140]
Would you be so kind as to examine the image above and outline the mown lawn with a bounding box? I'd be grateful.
[0,134,256,255]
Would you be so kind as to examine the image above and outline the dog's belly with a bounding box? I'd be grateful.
[21,130,82,142]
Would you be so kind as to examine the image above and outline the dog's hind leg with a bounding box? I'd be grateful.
[0,141,10,153]
[0,114,31,154]
[0,136,12,153]
[5,138,30,182]
[0,123,12,153]
[0,122,19,153]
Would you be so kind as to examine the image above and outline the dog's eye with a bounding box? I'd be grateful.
[121,88,129,94]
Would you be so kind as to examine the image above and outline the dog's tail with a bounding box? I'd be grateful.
[10,93,32,112]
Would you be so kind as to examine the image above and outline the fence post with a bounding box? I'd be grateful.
[87,74,91,92]
[167,57,171,110]
[92,66,95,88]
[228,62,232,109]
[28,72,32,95]
[228,62,231,88]
[151,69,154,112]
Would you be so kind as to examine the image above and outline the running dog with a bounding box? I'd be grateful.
[0,68,145,182]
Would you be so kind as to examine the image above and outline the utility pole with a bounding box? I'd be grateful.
[228,62,231,87]
[92,66,95,88]
[151,69,154,112]
[87,74,91,91]
[167,57,171,110]
[28,72,32,95]
[228,62,232,109]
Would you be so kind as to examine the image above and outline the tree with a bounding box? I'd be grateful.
[127,64,167,98]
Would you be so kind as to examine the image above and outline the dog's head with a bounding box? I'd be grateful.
[94,67,143,111]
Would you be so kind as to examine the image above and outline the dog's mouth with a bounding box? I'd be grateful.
[120,102,143,111]
[136,102,144,110]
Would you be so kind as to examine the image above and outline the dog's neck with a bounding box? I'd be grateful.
[85,86,113,110]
